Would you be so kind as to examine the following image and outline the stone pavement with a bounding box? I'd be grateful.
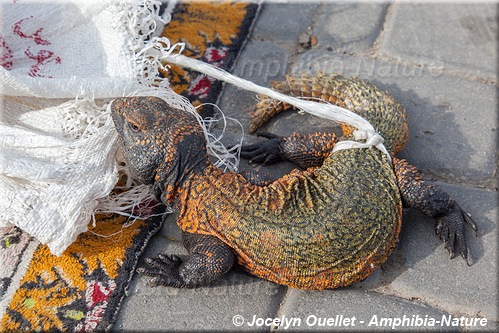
[114,2,497,331]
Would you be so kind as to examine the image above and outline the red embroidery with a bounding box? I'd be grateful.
[186,47,228,97]
[76,279,115,332]
[188,75,213,98]
[9,15,62,76]
[90,282,109,304]
[205,47,228,63]
[24,47,61,77]
[0,35,13,69]
[13,16,50,45]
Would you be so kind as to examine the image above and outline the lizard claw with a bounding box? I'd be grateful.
[240,132,284,165]
[137,254,185,287]
[434,200,477,266]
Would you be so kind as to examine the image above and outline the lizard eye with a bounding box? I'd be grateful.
[127,122,140,132]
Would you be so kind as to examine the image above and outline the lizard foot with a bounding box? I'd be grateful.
[435,200,478,266]
[240,132,284,165]
[136,254,186,287]
[137,233,235,288]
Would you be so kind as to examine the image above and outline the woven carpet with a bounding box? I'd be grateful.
[0,1,258,331]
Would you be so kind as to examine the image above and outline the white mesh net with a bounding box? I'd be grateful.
[0,0,237,255]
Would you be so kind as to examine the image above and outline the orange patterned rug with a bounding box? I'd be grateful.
[0,209,164,332]
[0,1,258,331]
[160,0,258,117]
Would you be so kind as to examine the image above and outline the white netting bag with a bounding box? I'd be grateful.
[0,97,118,254]
[0,0,236,255]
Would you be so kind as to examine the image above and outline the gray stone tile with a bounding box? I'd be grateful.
[114,224,286,331]
[274,288,458,331]
[290,52,497,185]
[218,40,291,128]
[252,2,320,43]
[379,183,497,322]
[156,211,182,242]
[231,40,291,86]
[380,3,497,79]
[314,2,389,54]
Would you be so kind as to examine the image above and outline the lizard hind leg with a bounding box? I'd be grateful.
[137,232,234,288]
[393,158,478,265]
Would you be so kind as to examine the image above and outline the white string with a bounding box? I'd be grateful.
[159,53,391,160]
[195,102,245,172]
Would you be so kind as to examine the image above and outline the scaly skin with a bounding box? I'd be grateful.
[248,71,409,155]
[111,73,477,290]
[172,148,401,289]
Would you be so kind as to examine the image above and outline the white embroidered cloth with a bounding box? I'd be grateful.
[0,0,175,255]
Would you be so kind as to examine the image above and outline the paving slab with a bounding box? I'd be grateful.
[219,39,291,126]
[378,183,498,322]
[379,3,497,80]
[290,51,497,186]
[273,288,457,332]
[232,40,291,86]
[113,214,286,331]
[314,2,389,54]
[251,2,320,44]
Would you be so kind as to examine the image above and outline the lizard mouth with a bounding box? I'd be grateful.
[109,99,149,184]
[109,99,125,134]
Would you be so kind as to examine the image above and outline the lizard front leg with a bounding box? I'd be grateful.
[393,158,478,264]
[241,131,337,169]
[137,232,234,288]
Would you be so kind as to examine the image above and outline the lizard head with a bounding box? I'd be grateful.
[111,96,207,193]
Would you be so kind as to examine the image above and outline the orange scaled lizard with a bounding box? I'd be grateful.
[110,72,477,290]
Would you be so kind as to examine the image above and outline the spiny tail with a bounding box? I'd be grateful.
[248,71,409,154]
